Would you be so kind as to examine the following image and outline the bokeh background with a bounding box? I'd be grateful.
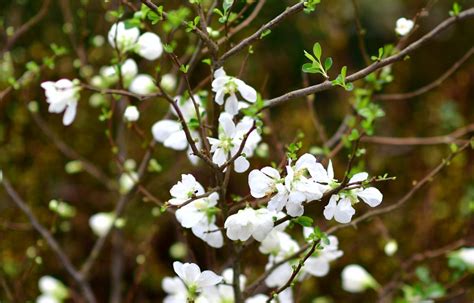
[1,0,473,302]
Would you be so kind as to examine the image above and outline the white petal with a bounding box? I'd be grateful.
[196,271,223,288]
[224,94,239,115]
[235,79,257,102]
[349,172,369,184]
[357,187,383,207]
[151,120,181,143]
[234,156,250,173]
[62,100,77,126]
[164,130,188,150]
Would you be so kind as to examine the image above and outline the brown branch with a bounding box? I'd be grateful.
[1,0,52,54]
[218,2,305,64]
[264,8,474,109]
[2,177,97,303]
[350,0,371,65]
[374,47,474,101]
[362,124,474,146]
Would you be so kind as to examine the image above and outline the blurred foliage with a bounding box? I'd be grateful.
[1,0,474,302]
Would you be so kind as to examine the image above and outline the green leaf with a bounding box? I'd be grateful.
[260,29,271,39]
[223,0,234,12]
[302,63,320,74]
[313,42,322,60]
[295,216,314,227]
[324,57,333,71]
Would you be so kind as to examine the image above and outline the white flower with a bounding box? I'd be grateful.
[40,79,80,126]
[252,154,328,217]
[208,113,261,173]
[129,74,156,95]
[198,269,246,302]
[259,230,298,256]
[168,174,205,206]
[152,95,204,162]
[124,105,140,122]
[89,212,115,237]
[136,32,163,60]
[341,264,379,293]
[38,276,68,300]
[348,172,383,207]
[323,195,355,224]
[161,73,177,92]
[457,247,474,268]
[172,261,222,294]
[302,232,343,277]
[175,192,224,248]
[224,207,274,242]
[121,58,138,80]
[108,22,140,52]
[395,17,414,36]
[119,171,138,194]
[99,59,138,87]
[212,67,257,115]
[162,276,188,303]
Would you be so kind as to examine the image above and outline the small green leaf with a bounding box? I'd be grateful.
[260,29,271,39]
[295,216,313,227]
[313,42,322,60]
[324,57,333,71]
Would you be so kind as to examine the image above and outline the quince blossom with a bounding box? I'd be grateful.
[208,113,261,173]
[249,154,332,217]
[40,79,80,126]
[168,174,205,206]
[212,67,257,115]
[395,17,414,36]
[129,74,156,95]
[324,172,383,224]
[175,192,223,248]
[36,276,68,303]
[162,261,222,302]
[224,207,274,242]
[108,22,163,60]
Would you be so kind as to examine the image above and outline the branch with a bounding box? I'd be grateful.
[264,8,474,109]
[362,123,474,145]
[218,2,305,63]
[1,0,52,54]
[1,177,97,303]
[374,47,474,101]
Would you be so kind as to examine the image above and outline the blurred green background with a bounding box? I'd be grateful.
[1,0,473,302]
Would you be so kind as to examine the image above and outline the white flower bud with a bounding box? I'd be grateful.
[129,74,156,95]
[160,73,177,92]
[89,212,115,237]
[384,239,398,256]
[341,264,379,293]
[123,105,140,122]
[136,32,163,60]
[108,22,140,52]
[38,276,68,299]
[457,247,474,268]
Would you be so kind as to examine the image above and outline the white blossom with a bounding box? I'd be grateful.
[152,95,204,163]
[395,17,414,36]
[89,212,115,237]
[249,153,330,217]
[162,276,188,303]
[302,230,343,277]
[136,32,163,60]
[323,195,356,224]
[341,264,379,293]
[167,261,222,300]
[168,174,205,206]
[129,74,156,95]
[224,207,274,242]
[208,113,261,173]
[37,276,68,302]
[108,22,140,52]
[40,79,80,126]
[197,269,246,302]
[123,105,140,122]
[119,171,138,194]
[212,67,257,115]
[175,192,224,248]
[160,73,177,92]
